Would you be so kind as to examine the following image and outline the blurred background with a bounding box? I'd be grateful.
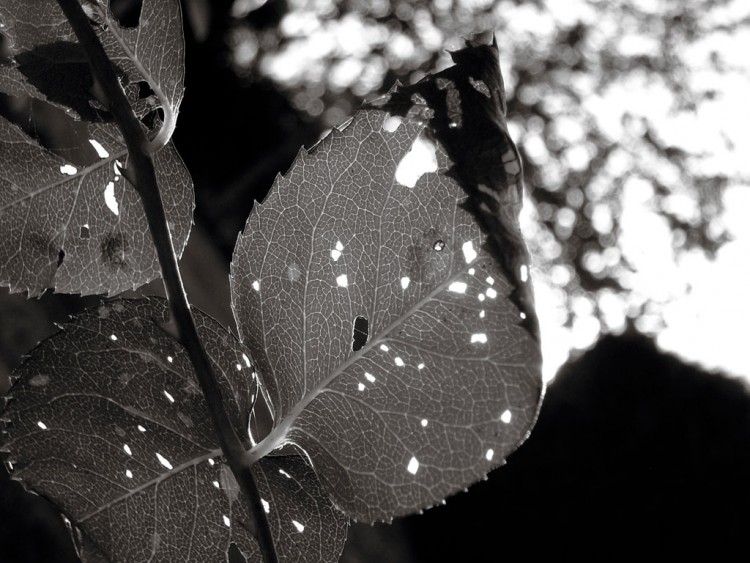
[2,0,750,560]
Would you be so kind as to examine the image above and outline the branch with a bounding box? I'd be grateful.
[54,1,277,561]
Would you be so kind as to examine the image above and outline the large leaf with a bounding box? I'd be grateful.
[231,40,543,522]
[0,0,184,128]
[0,298,347,562]
[0,117,193,296]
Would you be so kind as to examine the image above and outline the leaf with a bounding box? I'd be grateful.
[0,298,347,562]
[231,40,543,522]
[0,116,193,296]
[0,0,192,296]
[0,0,184,133]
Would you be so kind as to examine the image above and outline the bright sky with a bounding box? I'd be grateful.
[518,0,750,382]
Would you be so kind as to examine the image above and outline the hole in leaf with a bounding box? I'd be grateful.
[520,264,529,282]
[227,542,247,563]
[104,181,119,215]
[352,316,369,351]
[89,138,110,158]
[57,248,65,268]
[448,281,467,294]
[433,240,445,251]
[395,133,437,188]
[462,241,477,264]
[80,225,90,239]
[407,456,420,475]
[155,452,173,470]
[29,374,50,387]
[382,115,402,132]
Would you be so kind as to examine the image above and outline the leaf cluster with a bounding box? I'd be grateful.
[1,2,542,561]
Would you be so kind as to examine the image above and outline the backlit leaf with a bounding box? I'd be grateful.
[0,117,193,296]
[0,0,184,129]
[0,298,346,562]
[0,0,191,295]
[231,41,543,522]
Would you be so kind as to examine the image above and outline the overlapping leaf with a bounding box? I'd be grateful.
[0,0,184,126]
[0,298,346,562]
[231,45,543,522]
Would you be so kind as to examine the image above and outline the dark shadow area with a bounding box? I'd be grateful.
[0,466,79,563]
[347,331,750,561]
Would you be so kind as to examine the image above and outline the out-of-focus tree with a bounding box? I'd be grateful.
[219,0,749,372]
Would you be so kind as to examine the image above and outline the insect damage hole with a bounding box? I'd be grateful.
[395,132,437,188]
[352,316,369,351]
[104,182,119,215]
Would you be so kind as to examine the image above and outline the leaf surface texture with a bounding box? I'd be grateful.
[1,298,346,562]
[231,42,543,521]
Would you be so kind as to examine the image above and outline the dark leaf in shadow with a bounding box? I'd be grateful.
[15,41,112,121]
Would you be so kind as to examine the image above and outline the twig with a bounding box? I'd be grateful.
[54,1,277,561]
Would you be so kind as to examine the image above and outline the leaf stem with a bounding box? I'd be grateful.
[54,2,277,561]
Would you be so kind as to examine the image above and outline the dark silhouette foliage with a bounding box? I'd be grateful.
[378,332,750,561]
